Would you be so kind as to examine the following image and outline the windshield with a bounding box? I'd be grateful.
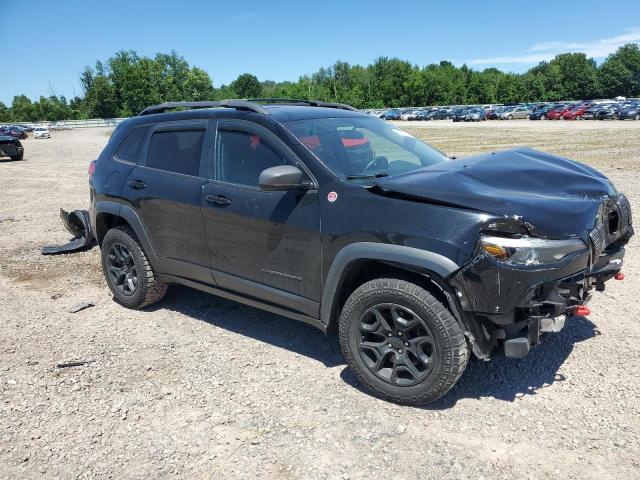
[284,117,449,179]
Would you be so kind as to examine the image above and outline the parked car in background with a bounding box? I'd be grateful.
[34,127,51,139]
[0,126,27,139]
[484,106,501,120]
[0,135,24,160]
[400,110,422,121]
[464,107,485,121]
[529,104,557,120]
[452,107,469,122]
[383,109,401,121]
[8,125,29,133]
[486,106,506,120]
[618,102,640,120]
[416,108,431,120]
[595,104,621,120]
[562,103,591,120]
[581,105,602,120]
[428,108,453,120]
[51,123,73,130]
[499,105,532,120]
[546,104,573,120]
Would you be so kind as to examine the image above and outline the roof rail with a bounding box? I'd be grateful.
[137,100,270,116]
[137,98,359,116]
[246,98,359,112]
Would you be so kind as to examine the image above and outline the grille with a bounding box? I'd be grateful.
[617,195,632,227]
[589,222,606,259]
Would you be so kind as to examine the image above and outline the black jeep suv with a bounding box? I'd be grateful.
[89,99,633,404]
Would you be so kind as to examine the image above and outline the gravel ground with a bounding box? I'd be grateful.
[1,121,639,479]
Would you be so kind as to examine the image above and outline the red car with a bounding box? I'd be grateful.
[562,104,589,120]
[546,104,574,120]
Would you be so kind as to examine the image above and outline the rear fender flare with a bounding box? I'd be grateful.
[95,201,163,273]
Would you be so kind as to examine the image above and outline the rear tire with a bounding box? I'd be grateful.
[339,278,469,404]
[635,114,640,121]
[101,226,167,309]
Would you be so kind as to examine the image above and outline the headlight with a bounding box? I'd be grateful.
[480,235,587,265]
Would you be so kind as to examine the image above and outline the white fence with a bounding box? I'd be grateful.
[1,118,129,129]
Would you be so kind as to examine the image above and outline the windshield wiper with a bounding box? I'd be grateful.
[345,172,389,180]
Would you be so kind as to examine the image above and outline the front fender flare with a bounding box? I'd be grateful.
[319,242,460,326]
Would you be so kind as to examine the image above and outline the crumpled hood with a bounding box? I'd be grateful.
[374,147,616,238]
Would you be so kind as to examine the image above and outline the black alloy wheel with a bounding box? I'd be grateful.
[358,303,435,386]
[106,243,138,296]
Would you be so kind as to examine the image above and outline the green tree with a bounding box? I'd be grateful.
[550,53,600,99]
[599,44,640,97]
[230,73,262,98]
[184,67,215,101]
[11,95,37,122]
[0,102,11,122]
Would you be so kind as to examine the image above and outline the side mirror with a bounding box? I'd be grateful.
[259,165,309,191]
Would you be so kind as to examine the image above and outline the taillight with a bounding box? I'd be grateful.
[88,160,96,177]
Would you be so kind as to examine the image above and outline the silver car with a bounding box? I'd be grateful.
[499,105,533,120]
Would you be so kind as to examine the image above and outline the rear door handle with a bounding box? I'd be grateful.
[206,194,232,206]
[127,180,147,190]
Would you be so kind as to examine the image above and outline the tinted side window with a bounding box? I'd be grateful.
[147,129,204,176]
[217,130,287,186]
[114,126,150,163]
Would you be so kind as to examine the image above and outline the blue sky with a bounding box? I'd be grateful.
[2,0,640,104]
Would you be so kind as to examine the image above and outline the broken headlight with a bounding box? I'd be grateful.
[480,235,587,265]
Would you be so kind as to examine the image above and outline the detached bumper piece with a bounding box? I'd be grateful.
[41,209,96,255]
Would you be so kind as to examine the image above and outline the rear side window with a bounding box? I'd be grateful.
[114,126,150,163]
[216,130,287,186]
[147,129,204,176]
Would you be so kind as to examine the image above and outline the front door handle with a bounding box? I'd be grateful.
[206,194,232,206]
[127,180,147,190]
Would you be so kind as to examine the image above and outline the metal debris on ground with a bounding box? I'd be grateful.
[69,301,94,313]
[56,360,95,369]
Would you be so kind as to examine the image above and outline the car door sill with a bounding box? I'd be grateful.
[212,269,319,318]
[157,273,327,333]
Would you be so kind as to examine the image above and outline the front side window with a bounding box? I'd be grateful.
[216,130,287,186]
[147,129,204,176]
[114,125,151,163]
[284,117,448,179]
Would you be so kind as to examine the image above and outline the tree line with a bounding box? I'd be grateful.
[2,44,640,122]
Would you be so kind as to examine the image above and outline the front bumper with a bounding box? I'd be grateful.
[451,243,629,358]
[450,195,633,359]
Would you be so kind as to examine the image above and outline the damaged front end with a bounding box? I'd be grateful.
[450,194,633,359]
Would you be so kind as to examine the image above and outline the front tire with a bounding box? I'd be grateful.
[101,226,167,309]
[339,278,469,404]
[10,152,23,161]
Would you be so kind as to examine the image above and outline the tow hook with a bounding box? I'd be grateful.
[615,272,625,280]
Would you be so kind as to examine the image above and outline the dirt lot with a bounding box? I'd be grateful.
[1,120,639,479]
